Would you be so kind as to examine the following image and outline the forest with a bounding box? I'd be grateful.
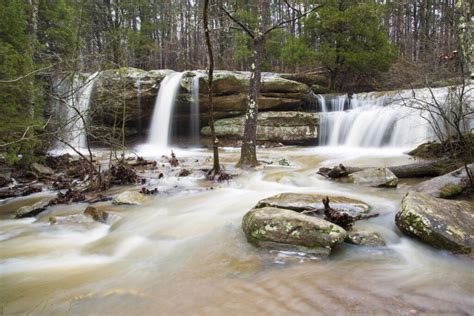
[0,0,473,315]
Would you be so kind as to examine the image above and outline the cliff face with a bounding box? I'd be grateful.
[89,68,318,144]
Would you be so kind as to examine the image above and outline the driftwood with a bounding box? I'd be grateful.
[0,184,42,199]
[303,197,379,230]
[318,160,458,179]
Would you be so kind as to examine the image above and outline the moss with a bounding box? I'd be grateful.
[439,183,464,199]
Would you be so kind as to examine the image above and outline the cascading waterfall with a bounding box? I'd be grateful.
[148,72,185,149]
[191,72,205,146]
[136,78,142,135]
[54,72,99,150]
[317,88,450,147]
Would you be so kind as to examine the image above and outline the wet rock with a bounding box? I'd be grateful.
[413,164,473,198]
[345,230,385,247]
[15,199,50,218]
[395,191,474,254]
[256,192,369,217]
[177,169,191,177]
[347,168,398,188]
[31,163,55,176]
[112,191,148,205]
[201,112,319,146]
[242,207,347,256]
[0,170,11,186]
[83,206,109,223]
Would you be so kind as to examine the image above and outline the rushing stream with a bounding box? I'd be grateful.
[1,146,473,315]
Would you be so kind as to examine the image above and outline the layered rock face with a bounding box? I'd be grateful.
[201,111,319,146]
[88,68,317,144]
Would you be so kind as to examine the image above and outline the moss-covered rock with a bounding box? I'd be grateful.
[345,230,386,247]
[255,192,369,217]
[242,207,347,256]
[347,168,399,188]
[201,111,319,145]
[395,191,474,254]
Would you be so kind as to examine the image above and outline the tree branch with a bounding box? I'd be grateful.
[220,5,255,39]
[265,4,323,35]
[0,64,55,83]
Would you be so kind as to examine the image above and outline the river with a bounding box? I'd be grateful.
[0,146,473,315]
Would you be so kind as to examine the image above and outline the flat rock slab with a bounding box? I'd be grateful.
[347,168,398,188]
[242,207,347,256]
[414,164,473,198]
[256,192,369,217]
[395,191,474,254]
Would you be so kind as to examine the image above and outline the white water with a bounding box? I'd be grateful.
[1,147,473,315]
[191,72,205,146]
[148,72,185,150]
[54,72,99,151]
[316,88,466,147]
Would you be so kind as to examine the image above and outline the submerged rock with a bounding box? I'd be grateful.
[413,164,473,198]
[347,168,398,188]
[242,207,347,256]
[395,191,474,254]
[112,191,148,205]
[201,111,319,146]
[345,230,386,247]
[256,192,369,217]
[84,206,109,223]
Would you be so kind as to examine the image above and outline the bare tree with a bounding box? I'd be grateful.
[204,0,220,176]
[222,1,322,168]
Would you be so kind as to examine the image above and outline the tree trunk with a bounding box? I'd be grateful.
[203,0,220,174]
[238,1,268,169]
[455,0,473,80]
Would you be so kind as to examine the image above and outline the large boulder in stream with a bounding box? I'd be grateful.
[201,111,319,146]
[395,191,474,254]
[347,168,399,188]
[243,207,347,256]
[413,164,473,198]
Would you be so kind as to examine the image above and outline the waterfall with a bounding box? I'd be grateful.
[191,73,205,146]
[318,89,443,148]
[54,72,99,151]
[315,94,328,112]
[136,78,142,135]
[148,72,184,149]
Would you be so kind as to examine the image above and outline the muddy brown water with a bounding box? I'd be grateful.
[0,147,473,315]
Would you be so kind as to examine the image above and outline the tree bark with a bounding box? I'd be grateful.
[455,0,473,80]
[238,0,268,169]
[203,0,220,173]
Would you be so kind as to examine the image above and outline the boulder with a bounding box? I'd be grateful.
[347,168,398,188]
[83,206,109,223]
[112,191,148,205]
[255,192,369,217]
[395,191,474,254]
[201,111,319,145]
[413,164,473,198]
[242,206,347,256]
[15,199,50,218]
[345,230,386,247]
[31,163,55,176]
